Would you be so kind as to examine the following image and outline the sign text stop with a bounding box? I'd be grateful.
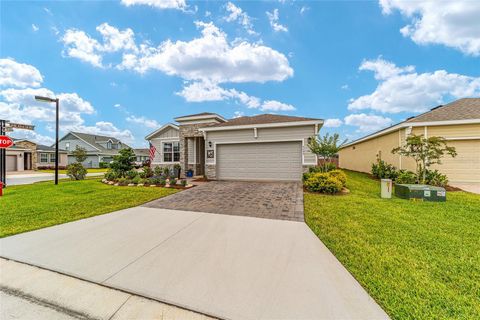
[0,136,14,149]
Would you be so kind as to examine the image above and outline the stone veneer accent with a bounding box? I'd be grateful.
[179,123,207,178]
[15,141,38,170]
[205,164,216,180]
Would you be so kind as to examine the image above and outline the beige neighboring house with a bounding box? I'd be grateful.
[338,98,480,192]
[146,113,324,181]
[6,139,68,172]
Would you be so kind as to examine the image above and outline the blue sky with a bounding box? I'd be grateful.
[1,0,479,147]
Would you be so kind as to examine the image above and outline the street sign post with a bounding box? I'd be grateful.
[8,123,35,131]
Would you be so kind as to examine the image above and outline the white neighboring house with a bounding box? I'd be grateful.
[58,132,137,168]
[146,113,324,181]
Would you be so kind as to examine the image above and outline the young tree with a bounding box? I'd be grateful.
[392,134,457,184]
[110,148,136,178]
[67,146,87,180]
[307,133,347,172]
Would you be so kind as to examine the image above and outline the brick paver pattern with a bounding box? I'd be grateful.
[143,181,304,222]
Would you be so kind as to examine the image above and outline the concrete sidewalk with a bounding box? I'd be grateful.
[0,258,213,320]
[6,172,104,186]
[0,207,389,320]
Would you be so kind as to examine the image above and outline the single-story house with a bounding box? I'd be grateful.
[133,148,150,165]
[58,132,136,168]
[5,139,68,172]
[146,113,324,181]
[338,98,480,190]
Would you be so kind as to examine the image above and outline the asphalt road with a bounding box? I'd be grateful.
[5,172,104,186]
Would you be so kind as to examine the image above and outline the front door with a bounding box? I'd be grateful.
[24,152,32,170]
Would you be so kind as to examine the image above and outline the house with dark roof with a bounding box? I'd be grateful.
[338,98,480,191]
[6,139,68,172]
[58,132,135,168]
[145,112,324,181]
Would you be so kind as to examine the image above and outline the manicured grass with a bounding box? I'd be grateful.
[38,168,108,174]
[0,179,178,238]
[304,171,480,320]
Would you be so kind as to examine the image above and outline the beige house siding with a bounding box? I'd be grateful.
[205,125,317,166]
[149,126,180,165]
[339,123,480,184]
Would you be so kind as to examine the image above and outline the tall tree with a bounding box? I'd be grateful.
[307,133,347,172]
[392,134,457,184]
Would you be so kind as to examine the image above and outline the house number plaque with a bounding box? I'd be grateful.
[207,150,214,159]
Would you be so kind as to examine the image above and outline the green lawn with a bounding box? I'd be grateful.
[305,171,480,320]
[0,179,178,238]
[38,168,109,174]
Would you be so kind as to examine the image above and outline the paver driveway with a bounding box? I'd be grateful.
[144,181,304,222]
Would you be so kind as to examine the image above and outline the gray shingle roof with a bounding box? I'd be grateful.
[70,132,131,155]
[407,98,480,122]
[207,114,322,128]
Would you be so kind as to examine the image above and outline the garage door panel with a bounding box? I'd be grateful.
[217,142,302,181]
[6,155,17,172]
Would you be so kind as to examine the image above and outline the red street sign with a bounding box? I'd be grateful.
[0,136,14,149]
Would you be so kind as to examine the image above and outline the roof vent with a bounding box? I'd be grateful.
[406,116,415,121]
[430,105,443,111]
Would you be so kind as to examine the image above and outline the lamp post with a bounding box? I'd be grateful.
[35,95,59,185]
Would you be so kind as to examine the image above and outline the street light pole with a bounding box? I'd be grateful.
[35,95,60,185]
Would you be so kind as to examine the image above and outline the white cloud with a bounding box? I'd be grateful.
[300,6,309,15]
[119,21,293,84]
[120,0,187,11]
[349,58,480,113]
[224,2,257,35]
[62,23,138,67]
[0,58,43,88]
[260,100,295,111]
[341,84,349,90]
[10,129,55,146]
[379,0,480,56]
[344,113,392,133]
[233,111,244,118]
[324,118,343,128]
[126,115,160,129]
[32,24,39,32]
[267,9,288,32]
[114,103,121,108]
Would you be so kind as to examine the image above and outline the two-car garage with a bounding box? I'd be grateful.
[6,155,17,172]
[216,141,303,181]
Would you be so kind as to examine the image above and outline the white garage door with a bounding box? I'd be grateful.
[217,141,303,181]
[6,155,17,172]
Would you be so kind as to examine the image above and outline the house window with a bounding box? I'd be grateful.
[40,153,48,163]
[50,154,56,163]
[163,142,180,162]
[107,141,112,149]
[65,142,70,151]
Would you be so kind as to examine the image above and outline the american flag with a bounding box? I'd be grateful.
[149,142,157,162]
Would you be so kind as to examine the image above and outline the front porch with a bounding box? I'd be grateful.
[181,135,206,177]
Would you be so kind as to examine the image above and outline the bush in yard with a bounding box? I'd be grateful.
[425,169,449,187]
[67,146,88,180]
[307,133,347,173]
[117,177,127,186]
[304,173,343,194]
[104,170,118,181]
[126,170,138,180]
[395,170,417,184]
[163,167,170,176]
[169,178,177,186]
[66,163,87,180]
[371,156,398,180]
[328,169,347,187]
[153,166,163,177]
[110,148,136,178]
[99,162,110,169]
[132,175,141,184]
[142,166,153,178]
[180,179,187,187]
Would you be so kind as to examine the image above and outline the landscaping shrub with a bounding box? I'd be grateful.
[169,178,177,186]
[99,162,110,169]
[304,173,343,194]
[328,169,347,187]
[153,166,163,177]
[132,175,141,184]
[104,170,117,181]
[117,177,127,186]
[159,178,167,187]
[110,148,136,178]
[425,169,449,187]
[371,158,398,180]
[180,179,187,187]
[126,170,138,180]
[395,170,417,184]
[163,167,170,176]
[142,166,153,178]
[66,163,87,180]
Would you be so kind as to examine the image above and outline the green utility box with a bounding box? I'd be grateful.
[394,184,446,202]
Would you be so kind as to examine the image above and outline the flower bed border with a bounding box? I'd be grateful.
[101,179,194,189]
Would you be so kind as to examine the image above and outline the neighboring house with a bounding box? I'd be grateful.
[133,148,150,165]
[5,139,68,172]
[338,98,480,189]
[146,113,324,181]
[58,132,132,168]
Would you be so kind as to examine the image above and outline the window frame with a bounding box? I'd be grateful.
[40,153,49,163]
[162,141,180,163]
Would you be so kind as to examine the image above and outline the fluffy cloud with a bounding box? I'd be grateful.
[324,118,343,128]
[10,129,55,146]
[380,0,480,56]
[119,21,293,83]
[260,100,294,111]
[126,115,160,129]
[62,23,137,67]
[0,58,43,88]
[267,9,288,32]
[224,2,257,35]
[120,0,187,11]
[32,24,39,32]
[349,58,480,113]
[344,113,392,133]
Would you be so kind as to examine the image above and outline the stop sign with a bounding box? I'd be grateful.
[0,136,13,149]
